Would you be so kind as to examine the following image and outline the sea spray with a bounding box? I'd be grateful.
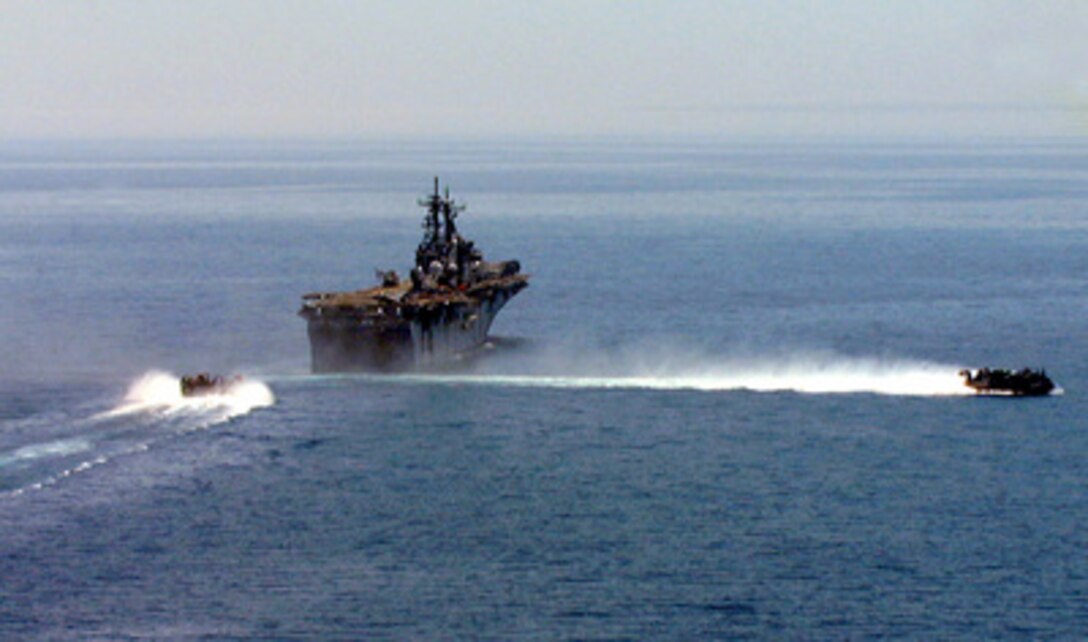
[102,371,275,418]
[382,349,971,396]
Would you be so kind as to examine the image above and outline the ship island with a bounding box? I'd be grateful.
[299,179,529,372]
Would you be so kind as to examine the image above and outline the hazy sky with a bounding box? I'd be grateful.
[2,1,1086,139]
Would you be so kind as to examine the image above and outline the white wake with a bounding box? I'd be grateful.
[3,372,275,497]
[0,438,92,468]
[385,353,972,396]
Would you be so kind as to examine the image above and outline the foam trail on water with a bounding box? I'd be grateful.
[3,372,275,497]
[381,353,971,396]
[0,438,92,468]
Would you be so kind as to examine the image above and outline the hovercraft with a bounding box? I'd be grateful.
[959,368,1055,397]
[180,373,243,397]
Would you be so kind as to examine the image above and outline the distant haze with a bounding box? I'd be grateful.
[2,1,1086,140]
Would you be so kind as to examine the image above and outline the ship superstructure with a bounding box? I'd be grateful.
[299,179,528,372]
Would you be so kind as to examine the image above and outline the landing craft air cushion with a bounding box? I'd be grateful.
[959,368,1056,396]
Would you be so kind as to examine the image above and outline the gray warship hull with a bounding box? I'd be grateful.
[303,280,524,372]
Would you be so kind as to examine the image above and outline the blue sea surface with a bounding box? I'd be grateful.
[1,139,1087,639]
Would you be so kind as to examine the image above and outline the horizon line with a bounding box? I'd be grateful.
[644,102,1088,114]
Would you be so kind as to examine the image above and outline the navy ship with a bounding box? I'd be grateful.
[299,179,529,372]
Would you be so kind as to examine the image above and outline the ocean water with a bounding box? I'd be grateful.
[1,138,1087,639]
